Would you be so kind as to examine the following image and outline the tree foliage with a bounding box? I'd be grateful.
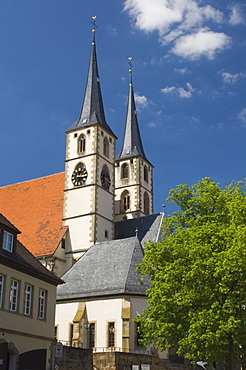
[138,178,246,370]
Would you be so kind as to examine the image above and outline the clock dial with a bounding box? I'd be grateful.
[71,167,88,186]
[101,169,111,190]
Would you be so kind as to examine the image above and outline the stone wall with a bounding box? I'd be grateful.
[54,346,93,370]
[93,352,194,370]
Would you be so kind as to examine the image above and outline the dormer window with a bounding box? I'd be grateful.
[3,231,14,252]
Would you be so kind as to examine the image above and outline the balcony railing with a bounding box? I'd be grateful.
[58,341,155,356]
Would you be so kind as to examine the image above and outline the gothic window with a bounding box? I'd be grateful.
[103,137,109,158]
[144,165,148,183]
[121,190,130,212]
[108,322,115,347]
[144,192,150,215]
[78,134,86,154]
[89,323,95,348]
[121,163,129,179]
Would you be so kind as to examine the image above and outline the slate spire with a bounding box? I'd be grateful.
[68,28,115,136]
[118,69,148,161]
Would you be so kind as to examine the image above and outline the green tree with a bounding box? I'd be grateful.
[138,178,246,370]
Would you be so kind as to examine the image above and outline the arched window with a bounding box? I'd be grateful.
[144,165,148,183]
[78,134,86,154]
[121,190,130,212]
[103,137,109,158]
[144,192,150,215]
[121,163,129,179]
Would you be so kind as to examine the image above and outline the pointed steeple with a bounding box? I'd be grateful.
[68,28,115,137]
[118,69,148,161]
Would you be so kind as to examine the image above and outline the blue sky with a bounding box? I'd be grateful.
[0,0,245,215]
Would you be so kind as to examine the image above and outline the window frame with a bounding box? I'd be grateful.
[24,283,33,316]
[121,163,129,179]
[0,274,5,308]
[89,322,96,348]
[144,192,150,215]
[103,136,109,158]
[108,322,115,348]
[9,279,19,312]
[144,165,148,183]
[121,190,130,212]
[38,289,47,320]
[78,134,86,154]
[3,230,14,252]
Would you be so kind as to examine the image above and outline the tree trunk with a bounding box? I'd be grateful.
[224,335,233,370]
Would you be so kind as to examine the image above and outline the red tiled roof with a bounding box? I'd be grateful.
[0,173,66,257]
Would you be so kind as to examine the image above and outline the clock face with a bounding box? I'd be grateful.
[71,167,88,186]
[101,169,111,190]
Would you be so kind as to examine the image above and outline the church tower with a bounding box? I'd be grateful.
[63,27,116,258]
[115,67,153,221]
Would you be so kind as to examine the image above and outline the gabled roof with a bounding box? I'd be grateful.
[57,236,149,300]
[117,72,150,163]
[67,31,116,138]
[115,213,164,245]
[0,173,65,257]
[0,214,63,286]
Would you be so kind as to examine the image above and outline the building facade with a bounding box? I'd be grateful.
[0,214,62,370]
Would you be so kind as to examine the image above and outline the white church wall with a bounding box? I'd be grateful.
[55,301,79,343]
[86,298,122,349]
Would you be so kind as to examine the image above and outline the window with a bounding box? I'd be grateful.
[9,279,19,312]
[38,289,47,319]
[144,165,148,183]
[78,134,86,154]
[108,322,115,347]
[121,191,130,212]
[121,163,129,179]
[89,323,95,348]
[144,192,150,215]
[103,137,109,157]
[105,230,108,239]
[0,275,4,308]
[69,323,74,346]
[24,284,33,316]
[3,231,14,252]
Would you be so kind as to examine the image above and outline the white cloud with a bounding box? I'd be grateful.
[221,71,246,84]
[238,108,246,123]
[134,92,149,107]
[229,4,245,26]
[161,82,195,98]
[171,28,231,60]
[123,0,230,60]
[174,67,189,74]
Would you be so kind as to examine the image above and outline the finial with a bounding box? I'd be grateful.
[128,57,133,73]
[135,227,138,238]
[91,16,97,33]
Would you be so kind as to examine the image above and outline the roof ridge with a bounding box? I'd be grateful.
[0,172,64,189]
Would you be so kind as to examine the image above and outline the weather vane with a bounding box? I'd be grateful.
[91,16,98,32]
[128,57,133,73]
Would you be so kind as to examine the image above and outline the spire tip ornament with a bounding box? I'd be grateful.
[128,57,133,73]
[91,16,97,33]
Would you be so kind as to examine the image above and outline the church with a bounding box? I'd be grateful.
[0,24,169,367]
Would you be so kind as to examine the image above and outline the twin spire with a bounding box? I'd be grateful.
[68,21,148,163]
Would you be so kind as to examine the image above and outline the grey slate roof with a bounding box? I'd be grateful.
[115,213,164,246]
[67,32,116,138]
[117,73,149,162]
[57,236,150,300]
